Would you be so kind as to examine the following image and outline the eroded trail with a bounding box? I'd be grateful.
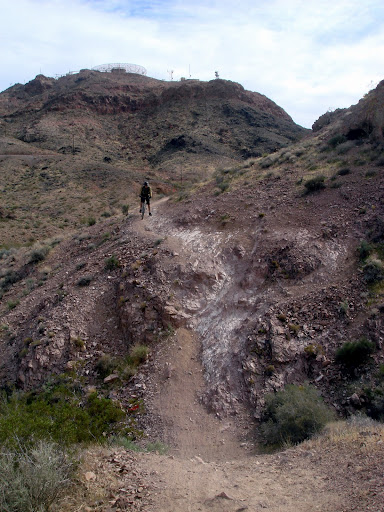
[128,202,348,512]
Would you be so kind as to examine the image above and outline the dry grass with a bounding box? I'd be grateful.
[303,416,384,454]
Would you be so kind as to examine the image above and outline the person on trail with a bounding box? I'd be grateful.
[140,181,152,216]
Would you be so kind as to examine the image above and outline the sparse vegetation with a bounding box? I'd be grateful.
[260,384,335,446]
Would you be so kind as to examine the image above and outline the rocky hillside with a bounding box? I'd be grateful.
[0,71,307,173]
[0,77,383,418]
[0,73,384,511]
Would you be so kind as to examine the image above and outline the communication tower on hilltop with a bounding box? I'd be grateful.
[91,63,147,75]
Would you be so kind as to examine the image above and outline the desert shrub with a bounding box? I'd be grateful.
[335,338,375,370]
[288,323,300,336]
[337,167,351,176]
[328,134,347,148]
[111,436,142,452]
[121,204,129,215]
[336,141,355,154]
[76,275,93,287]
[363,259,384,283]
[259,157,273,169]
[260,384,335,446]
[304,343,324,358]
[7,299,20,310]
[0,270,22,291]
[363,382,384,421]
[105,255,120,271]
[96,345,149,383]
[0,386,126,446]
[304,175,326,194]
[358,240,373,260]
[96,354,119,378]
[28,245,49,264]
[217,181,229,193]
[87,217,96,226]
[338,301,349,316]
[0,440,75,512]
[129,344,149,366]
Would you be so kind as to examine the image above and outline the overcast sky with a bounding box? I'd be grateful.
[1,0,384,128]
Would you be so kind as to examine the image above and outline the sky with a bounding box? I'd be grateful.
[1,0,384,128]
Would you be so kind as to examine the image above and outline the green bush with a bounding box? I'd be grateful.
[304,175,326,194]
[337,167,351,176]
[95,354,119,378]
[76,275,93,287]
[0,270,22,292]
[0,440,75,512]
[129,344,149,366]
[335,338,375,370]
[363,259,384,284]
[0,386,126,447]
[260,384,335,446]
[328,134,347,148]
[358,240,373,260]
[363,382,384,421]
[28,245,49,264]
[105,255,120,271]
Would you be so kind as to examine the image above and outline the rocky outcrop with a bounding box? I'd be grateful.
[313,79,384,143]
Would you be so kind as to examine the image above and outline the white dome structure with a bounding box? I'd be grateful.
[91,63,147,75]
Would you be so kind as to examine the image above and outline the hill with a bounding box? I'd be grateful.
[0,74,384,511]
[0,71,306,165]
[0,71,307,246]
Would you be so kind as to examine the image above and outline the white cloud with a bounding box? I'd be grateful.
[1,0,384,127]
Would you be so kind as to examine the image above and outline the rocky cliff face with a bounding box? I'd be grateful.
[313,79,384,144]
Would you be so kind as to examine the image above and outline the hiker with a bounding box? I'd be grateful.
[140,181,152,216]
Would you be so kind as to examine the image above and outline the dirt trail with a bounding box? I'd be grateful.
[128,201,349,512]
